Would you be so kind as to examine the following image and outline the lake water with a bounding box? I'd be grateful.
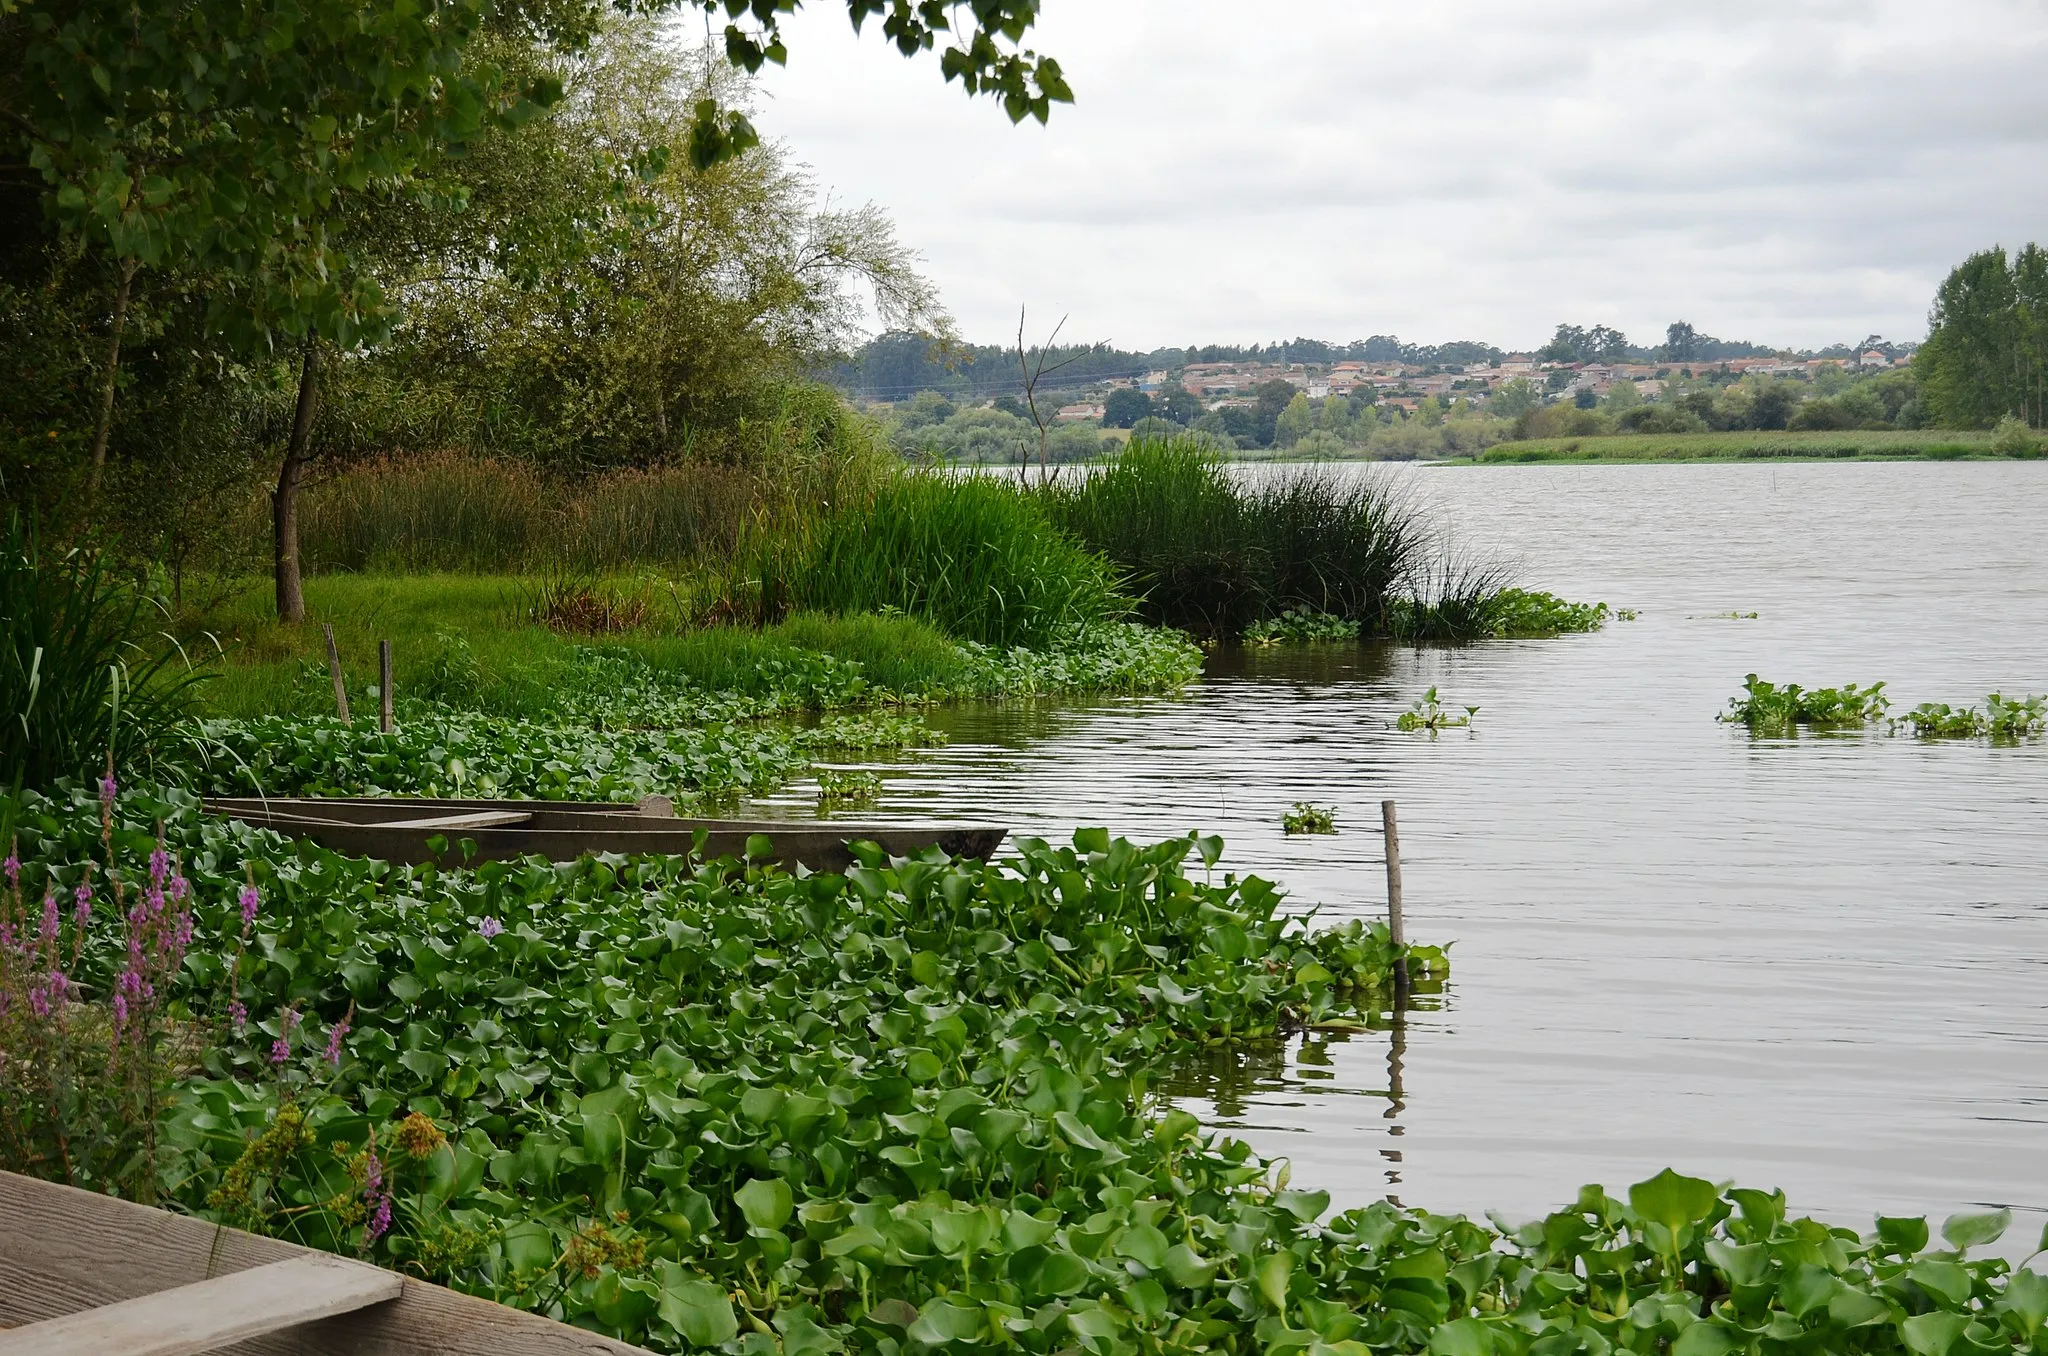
[774,461,2048,1241]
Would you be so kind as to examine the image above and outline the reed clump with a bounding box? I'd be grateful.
[1042,437,1431,638]
[754,472,1128,649]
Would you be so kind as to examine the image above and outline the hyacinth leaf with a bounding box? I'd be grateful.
[1943,1208,2013,1252]
[1629,1169,1720,1233]
[658,1267,738,1347]
[734,1176,794,1232]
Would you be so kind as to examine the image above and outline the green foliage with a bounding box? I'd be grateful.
[1900,695,2047,739]
[815,767,884,811]
[1477,589,1611,638]
[1245,610,1362,646]
[1281,802,1336,834]
[1917,244,2048,430]
[766,473,1127,649]
[2,517,203,789]
[7,782,1442,1350]
[1044,437,1430,639]
[22,780,2045,1356]
[1396,687,1477,732]
[1991,417,2042,456]
[1722,675,1891,732]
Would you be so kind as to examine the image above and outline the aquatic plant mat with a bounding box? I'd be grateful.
[9,784,2047,1353]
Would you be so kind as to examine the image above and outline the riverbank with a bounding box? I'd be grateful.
[1465,428,2017,463]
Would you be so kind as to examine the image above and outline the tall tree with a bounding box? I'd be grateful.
[1917,244,2048,429]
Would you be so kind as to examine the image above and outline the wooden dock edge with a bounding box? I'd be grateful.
[0,1170,657,1355]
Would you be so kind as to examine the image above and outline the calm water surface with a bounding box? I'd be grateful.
[769,461,2048,1238]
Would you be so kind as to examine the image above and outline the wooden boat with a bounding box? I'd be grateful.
[204,795,1006,871]
[0,1169,655,1354]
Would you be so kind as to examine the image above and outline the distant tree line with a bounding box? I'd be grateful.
[1538,321,1777,365]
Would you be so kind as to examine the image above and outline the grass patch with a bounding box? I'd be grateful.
[1474,429,2010,463]
[182,576,978,720]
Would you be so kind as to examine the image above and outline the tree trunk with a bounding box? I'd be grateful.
[273,344,321,624]
[85,258,138,502]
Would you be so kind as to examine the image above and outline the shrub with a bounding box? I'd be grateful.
[1,517,203,790]
[1991,415,2040,457]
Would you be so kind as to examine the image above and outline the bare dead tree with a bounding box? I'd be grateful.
[1013,306,1104,488]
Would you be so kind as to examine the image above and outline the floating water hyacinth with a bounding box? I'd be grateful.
[476,916,503,939]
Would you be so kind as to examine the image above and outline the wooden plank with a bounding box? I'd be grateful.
[359,810,534,831]
[0,1254,401,1356]
[0,1171,657,1355]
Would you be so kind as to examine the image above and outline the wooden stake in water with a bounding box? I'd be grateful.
[321,624,350,724]
[1382,798,1409,1001]
[378,640,393,734]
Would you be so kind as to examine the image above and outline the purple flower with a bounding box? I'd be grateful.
[476,916,504,939]
[73,881,92,926]
[325,1010,351,1068]
[365,1193,392,1246]
[270,1006,301,1065]
[149,846,169,886]
[100,773,117,805]
[39,889,58,942]
[27,983,50,1019]
[112,993,129,1027]
[228,999,247,1031]
[3,852,16,888]
[238,883,260,929]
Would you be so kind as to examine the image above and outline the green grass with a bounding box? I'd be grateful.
[182,575,977,719]
[1473,429,2012,464]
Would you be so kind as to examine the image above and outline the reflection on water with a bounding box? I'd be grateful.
[753,461,2048,1242]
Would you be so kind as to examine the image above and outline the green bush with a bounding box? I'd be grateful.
[1,517,203,789]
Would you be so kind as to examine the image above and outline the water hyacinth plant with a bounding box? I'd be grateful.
[1900,693,2047,739]
[815,768,884,811]
[1723,675,1891,731]
[1281,802,1337,834]
[1244,610,1362,647]
[8,779,2048,1352]
[1397,687,1478,732]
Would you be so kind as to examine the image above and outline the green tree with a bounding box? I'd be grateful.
[1917,244,2048,428]
[1102,387,1152,428]
[1274,392,1314,447]
[1156,386,1202,425]
[1491,377,1540,419]
[1604,379,1642,411]
[1,0,1061,614]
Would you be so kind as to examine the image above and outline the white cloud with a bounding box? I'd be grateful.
[753,0,2048,351]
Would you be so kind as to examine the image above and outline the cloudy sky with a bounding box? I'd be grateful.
[750,0,2048,354]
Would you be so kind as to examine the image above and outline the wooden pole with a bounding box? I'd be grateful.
[378,640,393,734]
[321,624,350,724]
[1381,798,1409,1002]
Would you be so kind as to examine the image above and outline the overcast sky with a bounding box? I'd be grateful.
[750,0,2048,354]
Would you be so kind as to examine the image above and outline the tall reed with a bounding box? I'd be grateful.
[1,516,203,789]
[757,473,1127,649]
[296,455,762,573]
[1043,437,1435,638]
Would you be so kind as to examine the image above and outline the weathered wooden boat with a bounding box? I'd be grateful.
[204,795,1006,871]
[0,1169,656,1354]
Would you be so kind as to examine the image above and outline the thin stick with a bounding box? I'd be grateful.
[1381,799,1409,1001]
[321,624,350,724]
[378,640,393,734]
